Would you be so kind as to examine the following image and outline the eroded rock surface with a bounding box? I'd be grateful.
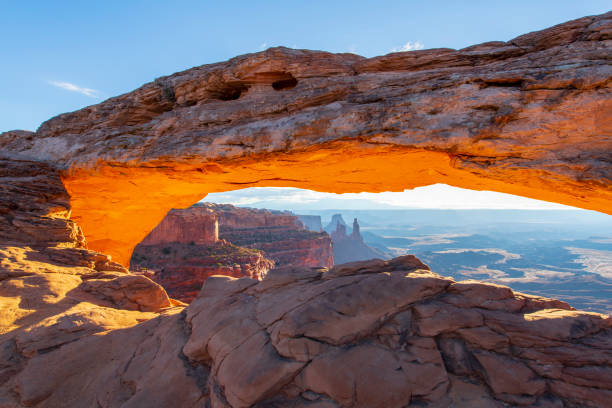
[131,242,273,302]
[0,12,611,408]
[3,256,610,407]
[0,158,176,407]
[1,13,610,265]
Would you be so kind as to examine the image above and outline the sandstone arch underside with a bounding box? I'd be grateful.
[2,12,611,266]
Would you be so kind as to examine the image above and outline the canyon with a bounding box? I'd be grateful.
[0,11,610,407]
[130,203,332,302]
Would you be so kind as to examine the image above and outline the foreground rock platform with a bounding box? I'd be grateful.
[1,158,609,406]
[2,255,610,407]
[2,12,610,265]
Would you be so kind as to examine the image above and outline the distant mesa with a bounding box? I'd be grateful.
[327,214,388,264]
[296,214,323,232]
[325,213,348,233]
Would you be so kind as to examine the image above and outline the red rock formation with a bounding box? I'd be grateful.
[202,202,303,229]
[140,207,218,245]
[137,203,334,270]
[130,203,332,301]
[0,158,174,387]
[131,242,273,302]
[213,203,333,268]
[4,254,611,407]
[1,13,611,265]
[0,13,611,408]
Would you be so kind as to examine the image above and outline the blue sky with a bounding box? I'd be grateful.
[1,1,609,132]
[1,1,609,210]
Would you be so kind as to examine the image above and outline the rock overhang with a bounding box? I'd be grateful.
[0,11,610,266]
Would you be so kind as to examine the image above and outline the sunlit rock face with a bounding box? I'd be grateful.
[1,12,611,266]
[0,158,176,407]
[140,206,219,245]
[4,250,612,407]
[0,12,611,408]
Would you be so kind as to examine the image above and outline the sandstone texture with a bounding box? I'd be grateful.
[205,203,304,230]
[0,158,176,406]
[204,203,333,269]
[1,13,610,265]
[140,206,219,246]
[3,255,611,407]
[0,157,611,407]
[135,203,333,270]
[131,242,273,302]
[0,12,611,408]
[130,203,332,301]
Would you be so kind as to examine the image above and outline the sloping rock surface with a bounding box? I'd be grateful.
[0,159,610,407]
[3,256,611,407]
[0,13,611,408]
[0,158,175,406]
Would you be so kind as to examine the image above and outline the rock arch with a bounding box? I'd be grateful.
[2,12,611,266]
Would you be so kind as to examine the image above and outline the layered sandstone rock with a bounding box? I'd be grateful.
[203,203,304,230]
[3,256,611,407]
[131,242,273,302]
[0,158,175,401]
[135,203,333,270]
[130,203,332,301]
[140,207,219,245]
[1,13,610,265]
[204,203,334,268]
[1,158,610,407]
[0,13,611,408]
[220,226,333,268]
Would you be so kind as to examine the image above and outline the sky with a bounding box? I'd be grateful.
[1,1,609,210]
[203,185,574,211]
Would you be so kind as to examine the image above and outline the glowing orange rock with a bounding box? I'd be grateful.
[1,12,610,266]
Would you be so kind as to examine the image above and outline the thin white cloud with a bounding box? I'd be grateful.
[48,81,100,98]
[259,42,268,51]
[391,41,425,52]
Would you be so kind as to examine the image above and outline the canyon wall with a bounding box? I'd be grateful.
[140,207,219,245]
[131,203,332,301]
[212,203,333,268]
[221,226,333,268]
[131,242,273,302]
[201,203,303,229]
[1,13,610,265]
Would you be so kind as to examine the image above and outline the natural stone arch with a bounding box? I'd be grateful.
[2,12,610,266]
